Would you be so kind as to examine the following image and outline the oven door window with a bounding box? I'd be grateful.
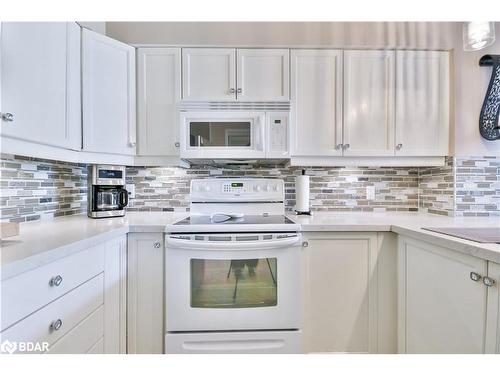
[190,258,277,308]
[189,122,251,147]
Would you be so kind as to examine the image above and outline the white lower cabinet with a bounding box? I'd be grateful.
[302,232,397,353]
[0,235,127,354]
[486,261,500,353]
[397,236,498,354]
[127,233,165,354]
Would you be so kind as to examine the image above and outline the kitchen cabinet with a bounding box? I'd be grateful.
[182,48,289,101]
[127,233,165,354]
[0,235,127,354]
[343,50,395,156]
[398,236,489,353]
[0,22,81,150]
[395,51,449,156]
[82,28,136,156]
[237,49,289,101]
[137,48,181,157]
[485,261,500,353]
[302,232,396,353]
[290,50,343,157]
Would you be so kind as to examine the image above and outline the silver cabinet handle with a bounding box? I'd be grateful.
[343,143,350,150]
[335,144,343,150]
[50,319,63,331]
[49,275,63,287]
[470,272,482,282]
[1,113,14,122]
[174,142,180,148]
[228,88,236,94]
[302,241,309,247]
[396,143,403,150]
[237,88,242,94]
[483,276,496,287]
[128,141,136,147]
[154,242,161,248]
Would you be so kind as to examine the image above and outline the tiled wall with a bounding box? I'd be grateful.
[454,156,500,217]
[0,154,88,222]
[126,165,420,213]
[1,154,499,223]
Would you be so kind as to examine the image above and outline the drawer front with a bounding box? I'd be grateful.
[87,337,104,354]
[48,306,104,354]
[1,244,105,331]
[0,273,104,353]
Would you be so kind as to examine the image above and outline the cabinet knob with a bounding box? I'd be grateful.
[228,88,236,94]
[396,143,403,150]
[302,241,309,248]
[174,142,180,148]
[343,143,350,150]
[1,112,14,122]
[49,275,63,287]
[470,272,482,282]
[237,88,242,94]
[335,144,343,150]
[154,242,161,248]
[483,276,496,287]
[50,319,63,331]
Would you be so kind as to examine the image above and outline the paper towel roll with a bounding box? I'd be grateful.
[295,171,310,213]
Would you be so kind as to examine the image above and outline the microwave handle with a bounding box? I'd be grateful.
[255,116,263,151]
[118,188,129,209]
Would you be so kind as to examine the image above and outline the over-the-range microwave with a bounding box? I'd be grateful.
[179,111,289,161]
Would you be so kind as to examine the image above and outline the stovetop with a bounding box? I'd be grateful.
[173,215,296,226]
[423,227,500,244]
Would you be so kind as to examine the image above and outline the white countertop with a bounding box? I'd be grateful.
[1,211,499,280]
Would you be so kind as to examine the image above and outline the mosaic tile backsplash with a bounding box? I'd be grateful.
[1,154,499,223]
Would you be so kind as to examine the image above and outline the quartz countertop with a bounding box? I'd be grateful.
[1,211,499,280]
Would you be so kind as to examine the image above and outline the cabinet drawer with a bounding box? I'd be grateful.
[48,306,104,354]
[1,244,105,331]
[0,273,104,353]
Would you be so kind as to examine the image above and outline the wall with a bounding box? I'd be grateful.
[106,21,500,157]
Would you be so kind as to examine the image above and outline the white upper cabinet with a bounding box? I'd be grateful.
[182,48,236,101]
[236,49,289,101]
[82,29,136,156]
[0,22,81,150]
[343,50,395,156]
[290,50,343,156]
[137,48,181,157]
[395,51,449,156]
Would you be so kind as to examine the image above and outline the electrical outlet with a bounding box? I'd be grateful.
[366,186,375,200]
[126,184,135,199]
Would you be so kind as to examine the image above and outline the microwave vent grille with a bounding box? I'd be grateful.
[179,101,290,111]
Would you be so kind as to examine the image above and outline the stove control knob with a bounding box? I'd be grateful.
[203,185,210,192]
[273,184,278,191]
[264,185,270,191]
[253,185,261,192]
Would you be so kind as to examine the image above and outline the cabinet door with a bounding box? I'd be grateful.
[343,50,395,156]
[395,51,449,156]
[291,50,343,156]
[486,262,500,353]
[0,22,81,150]
[182,48,236,101]
[236,49,289,101]
[303,233,379,353]
[398,237,488,353]
[82,29,136,155]
[103,236,127,354]
[137,48,181,156]
[127,233,164,354]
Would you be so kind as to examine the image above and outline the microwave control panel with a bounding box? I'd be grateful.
[267,113,289,157]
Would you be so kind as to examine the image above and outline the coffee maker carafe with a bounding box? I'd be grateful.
[88,165,128,218]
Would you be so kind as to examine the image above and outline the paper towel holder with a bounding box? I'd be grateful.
[295,169,312,216]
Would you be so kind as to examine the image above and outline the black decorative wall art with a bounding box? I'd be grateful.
[479,55,500,141]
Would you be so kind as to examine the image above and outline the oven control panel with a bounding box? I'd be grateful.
[191,178,284,201]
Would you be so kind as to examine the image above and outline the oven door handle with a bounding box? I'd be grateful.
[166,235,301,251]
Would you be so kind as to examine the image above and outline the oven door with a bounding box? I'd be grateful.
[179,111,266,159]
[165,233,301,332]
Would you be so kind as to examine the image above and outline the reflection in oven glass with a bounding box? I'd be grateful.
[190,258,277,308]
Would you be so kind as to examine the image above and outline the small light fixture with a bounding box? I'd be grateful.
[463,22,496,51]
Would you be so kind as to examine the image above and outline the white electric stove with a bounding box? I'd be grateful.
[165,178,303,354]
